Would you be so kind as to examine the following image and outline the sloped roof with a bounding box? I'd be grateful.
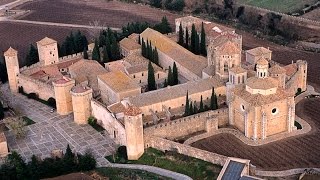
[124,105,142,116]
[98,71,140,93]
[246,77,278,90]
[219,41,241,54]
[119,38,141,51]
[256,58,269,66]
[140,28,207,77]
[283,63,298,77]
[37,37,57,46]
[229,66,247,74]
[129,76,224,107]
[4,47,18,56]
[246,47,271,56]
[269,64,286,74]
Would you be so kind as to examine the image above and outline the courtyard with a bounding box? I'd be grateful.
[0,84,116,166]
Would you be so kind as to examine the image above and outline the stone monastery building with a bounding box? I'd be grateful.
[4,16,307,161]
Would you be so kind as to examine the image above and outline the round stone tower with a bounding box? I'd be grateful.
[52,77,75,115]
[4,47,19,93]
[124,105,144,160]
[256,58,269,78]
[70,85,93,125]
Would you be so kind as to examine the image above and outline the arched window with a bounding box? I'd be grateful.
[224,63,228,72]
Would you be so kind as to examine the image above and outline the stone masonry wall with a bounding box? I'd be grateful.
[18,74,54,100]
[145,136,227,166]
[144,108,228,140]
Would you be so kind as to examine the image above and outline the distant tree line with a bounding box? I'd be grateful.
[184,87,218,116]
[178,22,207,56]
[0,145,96,179]
[149,0,185,12]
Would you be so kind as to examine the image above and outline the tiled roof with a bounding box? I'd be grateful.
[129,76,224,107]
[283,63,298,77]
[246,47,271,56]
[108,102,126,114]
[124,105,142,116]
[229,66,247,74]
[269,64,286,74]
[69,60,108,92]
[140,28,207,77]
[53,76,73,85]
[219,41,241,54]
[126,63,163,74]
[98,71,140,93]
[256,58,269,66]
[234,84,289,106]
[4,47,18,56]
[246,77,278,90]
[122,52,149,66]
[71,85,92,94]
[119,38,141,51]
[37,37,57,46]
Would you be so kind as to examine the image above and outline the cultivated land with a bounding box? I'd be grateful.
[302,8,320,21]
[0,21,90,65]
[0,0,16,6]
[14,0,179,28]
[192,98,320,171]
[237,0,318,13]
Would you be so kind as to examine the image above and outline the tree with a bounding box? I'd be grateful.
[185,27,189,49]
[200,22,207,56]
[153,16,172,34]
[149,0,162,8]
[0,101,4,120]
[147,62,157,91]
[172,62,178,85]
[83,47,88,59]
[167,66,173,86]
[189,101,194,115]
[184,91,189,116]
[195,33,200,55]
[210,87,218,110]
[26,44,39,66]
[199,95,204,112]
[178,23,184,46]
[163,79,168,87]
[190,24,197,53]
[77,150,96,171]
[28,155,40,179]
[141,38,146,57]
[153,47,159,65]
[164,0,185,11]
[4,116,27,139]
[102,46,109,64]
[7,151,28,179]
[0,58,8,83]
[110,33,120,60]
[193,102,198,114]
[63,144,76,173]
[92,39,100,61]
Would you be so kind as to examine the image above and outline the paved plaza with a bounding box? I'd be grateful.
[1,84,116,166]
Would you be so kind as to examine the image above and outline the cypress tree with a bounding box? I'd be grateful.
[164,79,168,87]
[195,34,200,55]
[189,101,194,115]
[92,39,100,61]
[146,40,150,59]
[191,24,197,53]
[194,103,198,114]
[184,91,189,116]
[110,33,120,60]
[199,95,204,112]
[0,59,8,83]
[185,27,189,49]
[178,23,184,45]
[167,66,173,86]
[105,36,112,59]
[99,32,106,47]
[26,44,39,66]
[153,47,159,65]
[83,47,88,59]
[173,62,178,85]
[147,62,157,91]
[141,38,146,57]
[0,101,4,120]
[210,87,218,110]
[102,46,109,63]
[200,22,207,56]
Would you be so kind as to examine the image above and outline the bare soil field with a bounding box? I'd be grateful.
[0,0,16,6]
[302,8,320,21]
[192,98,320,170]
[14,0,179,28]
[239,30,320,91]
[0,21,90,65]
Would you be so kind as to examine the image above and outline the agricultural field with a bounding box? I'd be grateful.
[302,8,320,21]
[192,98,320,171]
[0,0,16,6]
[0,21,90,66]
[237,0,318,13]
[14,0,179,28]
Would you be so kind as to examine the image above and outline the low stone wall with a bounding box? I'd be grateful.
[144,108,228,140]
[145,136,227,166]
[18,74,54,100]
[91,100,126,146]
[256,168,320,177]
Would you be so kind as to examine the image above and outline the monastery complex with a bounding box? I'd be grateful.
[2,15,308,178]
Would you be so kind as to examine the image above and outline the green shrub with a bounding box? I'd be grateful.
[47,97,56,108]
[88,116,97,126]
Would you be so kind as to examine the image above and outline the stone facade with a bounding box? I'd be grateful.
[4,47,19,93]
[37,37,59,66]
[53,77,75,115]
[0,133,8,157]
[71,85,93,125]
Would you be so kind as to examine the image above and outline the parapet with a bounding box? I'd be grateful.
[70,85,92,96]
[52,76,75,87]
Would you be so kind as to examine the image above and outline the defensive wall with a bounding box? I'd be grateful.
[18,74,54,100]
[145,135,228,166]
[144,108,228,140]
[91,99,126,146]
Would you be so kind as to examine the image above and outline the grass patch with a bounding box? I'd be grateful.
[95,167,172,180]
[106,148,222,180]
[237,0,318,13]
[22,116,35,125]
[295,121,302,130]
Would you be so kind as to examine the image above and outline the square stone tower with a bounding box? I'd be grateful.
[124,105,144,160]
[71,85,93,125]
[4,47,19,93]
[52,77,75,115]
[37,37,59,66]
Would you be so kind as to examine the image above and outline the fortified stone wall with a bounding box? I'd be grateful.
[144,109,228,140]
[91,100,126,145]
[145,136,227,166]
[285,64,307,96]
[18,74,54,100]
